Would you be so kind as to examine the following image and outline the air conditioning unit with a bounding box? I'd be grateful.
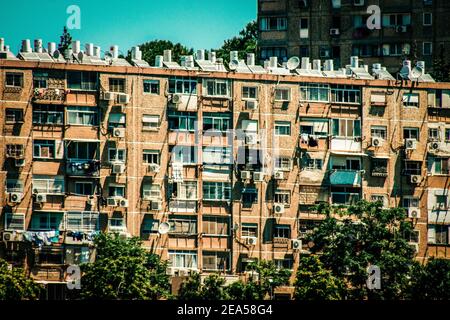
[119,198,129,208]
[292,239,302,250]
[107,197,118,206]
[273,203,285,214]
[245,134,258,145]
[170,94,182,105]
[253,172,265,182]
[354,0,364,6]
[113,127,125,138]
[245,237,257,246]
[410,175,421,184]
[9,192,23,203]
[15,158,25,167]
[112,163,125,174]
[102,91,115,101]
[2,232,21,242]
[405,139,417,150]
[274,171,284,180]
[408,207,421,219]
[241,171,251,180]
[147,163,160,173]
[428,141,441,152]
[371,137,383,147]
[246,100,258,110]
[330,28,340,36]
[396,25,408,33]
[35,193,47,203]
[117,93,130,104]
[151,200,162,211]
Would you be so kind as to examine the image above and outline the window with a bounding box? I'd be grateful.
[67,142,98,160]
[429,128,440,141]
[242,223,258,238]
[5,73,23,87]
[5,108,24,123]
[203,252,230,271]
[446,129,450,142]
[143,150,160,164]
[143,79,160,94]
[5,213,25,231]
[274,190,290,205]
[300,83,330,102]
[6,144,24,158]
[203,147,232,165]
[260,47,287,61]
[403,161,421,175]
[205,79,230,97]
[33,71,48,88]
[331,188,360,205]
[203,182,231,201]
[202,217,229,236]
[242,86,258,100]
[275,121,291,136]
[423,13,432,26]
[371,194,387,207]
[109,217,126,231]
[371,158,388,176]
[299,46,309,58]
[331,85,360,104]
[274,88,290,102]
[331,157,360,170]
[260,17,287,31]
[108,148,126,163]
[332,119,361,138]
[32,175,65,194]
[371,126,387,139]
[168,77,197,94]
[168,250,197,269]
[300,120,328,137]
[108,113,126,129]
[203,113,231,132]
[33,105,64,125]
[382,43,410,56]
[142,115,160,130]
[109,78,125,93]
[108,184,125,197]
[33,140,55,159]
[6,179,24,193]
[67,107,98,126]
[304,158,323,170]
[142,216,159,234]
[67,71,97,90]
[142,183,161,200]
[30,212,63,231]
[428,225,449,245]
[299,18,309,38]
[403,93,419,107]
[273,225,291,239]
[402,197,419,208]
[274,157,292,171]
[274,258,294,270]
[403,127,419,140]
[169,182,197,200]
[168,111,197,131]
[242,188,258,203]
[169,217,197,234]
[66,211,99,232]
[74,181,94,196]
[433,157,450,175]
[423,42,433,56]
[436,194,448,209]
[170,146,197,164]
[382,13,411,27]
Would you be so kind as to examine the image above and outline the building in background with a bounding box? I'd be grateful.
[257,0,450,75]
[1,37,450,299]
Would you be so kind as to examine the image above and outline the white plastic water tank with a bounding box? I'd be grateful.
[0,38,4,52]
[163,50,172,62]
[208,51,216,63]
[22,39,32,53]
[110,45,119,59]
[269,56,278,68]
[350,56,359,68]
[324,59,334,71]
[48,42,56,55]
[247,53,255,66]
[85,43,94,56]
[72,41,81,54]
[301,57,310,70]
[34,39,43,53]
[186,55,194,68]
[155,55,164,67]
[230,51,239,62]
[313,59,321,70]
[416,61,425,73]
[94,46,101,58]
[196,49,205,61]
[131,46,141,60]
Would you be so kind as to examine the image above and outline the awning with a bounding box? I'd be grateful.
[330,151,368,157]
[330,170,362,187]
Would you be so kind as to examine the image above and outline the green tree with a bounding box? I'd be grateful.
[0,259,42,300]
[431,45,450,82]
[246,260,292,299]
[216,20,258,64]
[58,26,72,56]
[73,233,171,300]
[127,40,193,66]
[178,273,228,300]
[225,280,261,300]
[306,200,417,300]
[410,258,450,300]
[294,256,345,300]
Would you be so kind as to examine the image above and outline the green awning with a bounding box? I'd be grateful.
[330,170,361,186]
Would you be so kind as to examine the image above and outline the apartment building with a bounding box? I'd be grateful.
[1,37,450,299]
[258,0,450,73]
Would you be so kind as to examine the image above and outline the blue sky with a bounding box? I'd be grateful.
[0,0,256,55]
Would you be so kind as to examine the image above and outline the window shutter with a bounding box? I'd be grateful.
[428,226,436,244]
[55,140,64,159]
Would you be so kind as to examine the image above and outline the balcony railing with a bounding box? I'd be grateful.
[66,160,100,177]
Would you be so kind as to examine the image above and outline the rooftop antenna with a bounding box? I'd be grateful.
[286,56,300,70]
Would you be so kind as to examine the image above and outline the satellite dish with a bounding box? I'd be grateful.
[53,50,60,59]
[286,56,300,70]
[77,51,84,62]
[399,66,411,79]
[229,59,239,71]
[158,222,170,235]
[410,67,424,79]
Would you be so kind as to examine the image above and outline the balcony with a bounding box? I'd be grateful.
[329,170,362,187]
[66,160,100,177]
[169,199,198,213]
[371,166,388,177]
[32,88,66,104]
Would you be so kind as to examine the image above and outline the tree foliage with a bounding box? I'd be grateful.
[0,259,42,300]
[216,20,258,64]
[431,45,450,82]
[409,258,450,300]
[127,40,193,66]
[58,26,72,54]
[72,233,171,300]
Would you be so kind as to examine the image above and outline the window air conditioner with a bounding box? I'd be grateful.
[35,193,47,203]
[274,171,284,180]
[292,239,302,250]
[112,163,126,174]
[273,203,285,214]
[241,171,252,180]
[9,192,23,203]
[113,127,125,138]
[405,139,417,150]
[408,207,421,219]
[371,137,383,147]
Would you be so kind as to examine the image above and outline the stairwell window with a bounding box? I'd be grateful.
[109,78,125,93]
[5,108,24,124]
[143,79,160,94]
[33,105,64,125]
[5,73,23,88]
